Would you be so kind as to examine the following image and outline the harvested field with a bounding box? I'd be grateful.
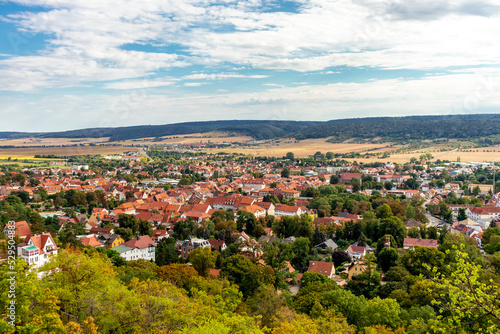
[203,138,391,158]
[118,132,253,145]
[0,145,139,159]
[0,137,110,146]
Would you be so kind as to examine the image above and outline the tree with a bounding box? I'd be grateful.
[432,248,500,333]
[281,168,290,178]
[377,247,400,272]
[13,190,30,204]
[118,214,138,234]
[286,152,295,160]
[312,226,326,246]
[457,208,468,221]
[404,178,419,190]
[300,272,331,287]
[375,235,398,256]
[155,238,179,266]
[326,152,334,160]
[351,178,361,193]
[291,237,311,273]
[156,263,198,288]
[138,219,153,236]
[221,255,274,297]
[377,204,393,219]
[189,247,219,277]
[384,181,393,191]
[237,210,257,236]
[330,175,339,185]
[331,250,351,268]
[400,247,445,277]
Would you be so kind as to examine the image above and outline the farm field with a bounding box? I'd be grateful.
[202,138,391,157]
[118,132,254,145]
[0,137,110,146]
[0,145,139,160]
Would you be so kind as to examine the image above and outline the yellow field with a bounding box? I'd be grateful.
[201,138,500,163]
[0,146,139,159]
[117,132,253,145]
[381,146,500,164]
[202,138,391,158]
[0,137,110,146]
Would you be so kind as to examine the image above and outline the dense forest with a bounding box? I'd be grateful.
[1,114,500,142]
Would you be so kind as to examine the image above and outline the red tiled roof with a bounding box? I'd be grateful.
[307,261,335,276]
[14,221,31,237]
[403,238,438,248]
[123,235,157,249]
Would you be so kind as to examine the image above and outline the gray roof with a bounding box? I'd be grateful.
[314,239,338,250]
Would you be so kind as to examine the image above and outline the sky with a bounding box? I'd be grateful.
[0,0,499,132]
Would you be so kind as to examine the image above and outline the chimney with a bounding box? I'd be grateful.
[384,236,390,247]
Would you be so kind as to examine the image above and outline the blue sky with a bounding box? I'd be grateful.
[1,0,499,132]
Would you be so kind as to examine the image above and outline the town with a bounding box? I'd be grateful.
[1,149,500,333]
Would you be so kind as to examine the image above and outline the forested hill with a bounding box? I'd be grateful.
[0,120,321,141]
[1,114,499,142]
[294,114,500,142]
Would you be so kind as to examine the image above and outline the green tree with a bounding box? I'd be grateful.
[221,255,274,297]
[138,219,153,236]
[400,246,445,277]
[351,178,361,192]
[377,247,400,272]
[377,204,393,219]
[281,168,290,178]
[330,174,339,185]
[457,208,468,221]
[432,248,500,333]
[155,238,179,266]
[189,247,219,278]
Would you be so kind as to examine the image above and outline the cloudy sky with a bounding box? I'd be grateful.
[1,0,499,132]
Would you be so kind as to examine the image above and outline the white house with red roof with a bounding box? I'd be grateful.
[112,235,157,261]
[17,232,58,268]
[466,206,500,229]
[274,204,308,217]
[346,245,366,259]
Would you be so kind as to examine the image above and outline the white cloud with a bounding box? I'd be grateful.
[1,0,500,131]
[182,73,268,80]
[2,69,499,131]
[105,79,175,90]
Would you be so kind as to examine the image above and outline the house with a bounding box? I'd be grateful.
[403,238,438,250]
[208,239,227,252]
[274,204,308,217]
[5,221,32,239]
[80,235,104,248]
[307,260,335,279]
[346,245,366,259]
[97,233,125,249]
[255,202,275,216]
[17,233,58,268]
[340,173,361,183]
[113,235,157,261]
[468,183,493,195]
[180,238,211,259]
[347,262,367,281]
[466,206,500,229]
[152,229,169,242]
[313,239,338,252]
